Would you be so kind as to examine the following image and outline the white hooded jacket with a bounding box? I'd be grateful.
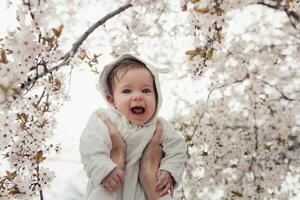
[80,53,186,200]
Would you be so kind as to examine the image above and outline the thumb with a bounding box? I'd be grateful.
[97,112,116,134]
[152,120,163,143]
[156,170,162,180]
[97,112,111,125]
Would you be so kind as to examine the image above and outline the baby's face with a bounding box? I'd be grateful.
[107,67,156,125]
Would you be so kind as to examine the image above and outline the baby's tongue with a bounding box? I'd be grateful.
[131,107,144,114]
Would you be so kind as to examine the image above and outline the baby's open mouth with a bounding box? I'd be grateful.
[131,106,145,114]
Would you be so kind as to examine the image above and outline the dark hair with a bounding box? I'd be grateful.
[106,58,151,93]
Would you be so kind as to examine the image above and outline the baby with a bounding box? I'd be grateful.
[80,53,186,200]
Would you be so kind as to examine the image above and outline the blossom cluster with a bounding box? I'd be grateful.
[291,0,300,12]
[173,0,300,199]
[0,1,69,199]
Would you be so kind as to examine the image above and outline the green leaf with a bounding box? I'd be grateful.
[231,191,243,197]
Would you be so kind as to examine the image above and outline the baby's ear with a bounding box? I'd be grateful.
[106,94,114,105]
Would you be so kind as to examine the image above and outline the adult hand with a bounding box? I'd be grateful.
[140,120,164,170]
[139,120,165,200]
[97,112,126,170]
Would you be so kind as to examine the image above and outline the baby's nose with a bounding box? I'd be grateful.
[133,93,143,101]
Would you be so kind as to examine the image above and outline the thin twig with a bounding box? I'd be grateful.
[39,189,44,200]
[22,0,35,20]
[259,79,296,101]
[63,3,132,60]
[36,87,46,107]
[205,72,250,106]
[18,3,132,93]
[257,1,300,28]
[36,163,44,200]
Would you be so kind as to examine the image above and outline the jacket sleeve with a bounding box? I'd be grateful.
[159,118,187,187]
[79,110,117,187]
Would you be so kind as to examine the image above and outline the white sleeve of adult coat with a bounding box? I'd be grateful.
[159,118,187,187]
[80,111,117,187]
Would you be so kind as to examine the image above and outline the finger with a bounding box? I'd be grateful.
[97,112,119,136]
[156,170,161,176]
[108,125,118,136]
[156,120,163,131]
[98,114,113,131]
[103,183,113,192]
[160,183,171,196]
[158,181,168,191]
[155,175,163,187]
[170,184,174,197]
[155,176,162,189]
[97,112,110,124]
[155,120,163,135]
[156,172,166,184]
[156,178,168,191]
[109,179,118,191]
[152,120,163,143]
[112,175,120,186]
[156,170,162,180]
[117,171,124,183]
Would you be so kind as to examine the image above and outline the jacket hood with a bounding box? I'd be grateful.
[97,53,163,126]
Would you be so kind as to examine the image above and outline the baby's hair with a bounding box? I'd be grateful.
[107,58,151,93]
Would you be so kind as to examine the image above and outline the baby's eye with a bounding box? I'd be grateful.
[142,88,152,93]
[122,89,132,94]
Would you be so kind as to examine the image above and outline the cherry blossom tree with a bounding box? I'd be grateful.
[174,0,300,199]
[0,0,299,199]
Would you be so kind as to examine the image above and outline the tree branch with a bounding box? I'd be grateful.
[39,190,44,200]
[22,0,35,20]
[18,3,132,93]
[259,79,296,101]
[205,72,250,106]
[257,0,300,28]
[63,3,132,60]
